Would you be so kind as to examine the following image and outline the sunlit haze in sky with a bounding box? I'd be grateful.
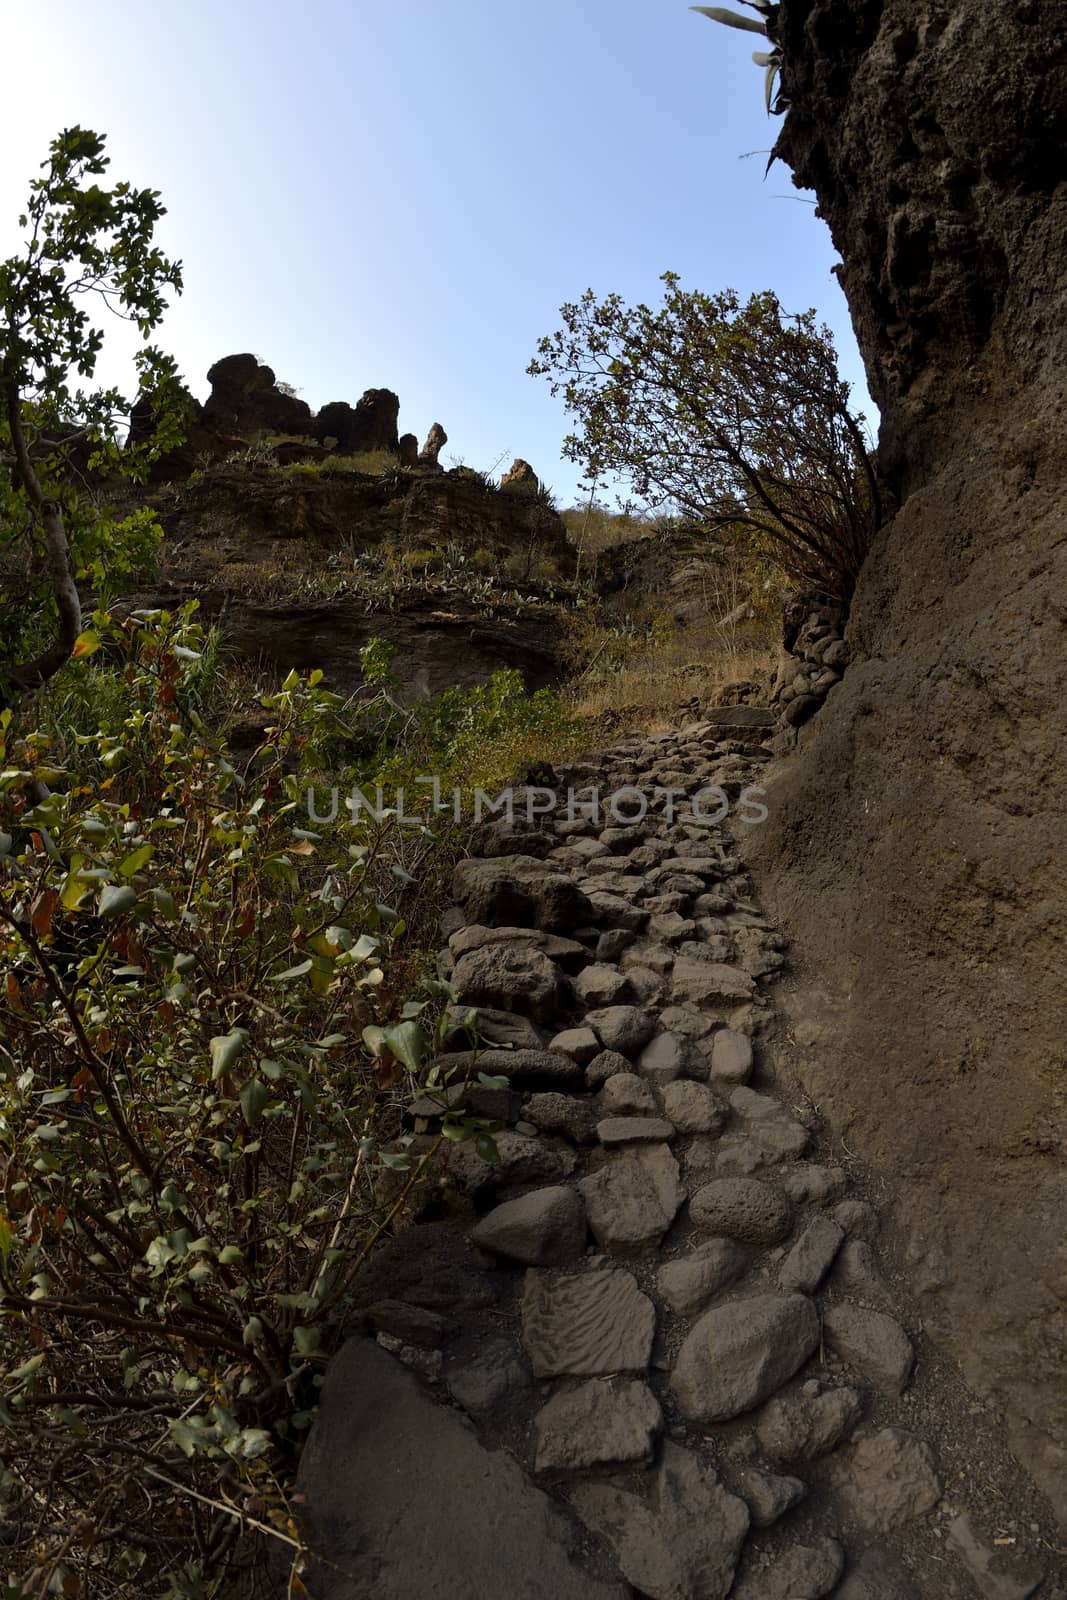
[2,0,876,506]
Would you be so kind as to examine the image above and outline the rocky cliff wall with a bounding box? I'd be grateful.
[751,0,1067,1521]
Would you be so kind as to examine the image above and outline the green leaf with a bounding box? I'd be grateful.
[269,958,313,982]
[98,883,137,919]
[209,1029,250,1079]
[217,1244,245,1265]
[239,1078,271,1126]
[690,5,767,31]
[118,843,154,876]
[474,1132,501,1165]
[381,1021,429,1071]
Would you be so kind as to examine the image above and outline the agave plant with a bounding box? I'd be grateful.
[691,1,786,113]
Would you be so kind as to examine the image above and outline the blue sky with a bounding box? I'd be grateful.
[3,0,874,507]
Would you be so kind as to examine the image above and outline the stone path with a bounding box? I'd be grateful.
[295,717,1065,1600]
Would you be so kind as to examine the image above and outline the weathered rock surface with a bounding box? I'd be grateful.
[570,1442,749,1600]
[690,1178,794,1246]
[470,1187,587,1266]
[534,1377,663,1473]
[656,1239,747,1316]
[296,1340,626,1598]
[826,1428,941,1533]
[522,1268,655,1376]
[671,1294,820,1421]
[579,1146,684,1252]
[731,1537,844,1600]
[823,1301,915,1394]
[755,1386,864,1463]
[451,942,563,1022]
[737,1467,807,1528]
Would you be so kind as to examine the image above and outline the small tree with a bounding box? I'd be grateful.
[529,273,880,601]
[0,127,187,697]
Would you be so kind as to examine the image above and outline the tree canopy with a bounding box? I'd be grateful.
[0,127,188,696]
[530,273,880,600]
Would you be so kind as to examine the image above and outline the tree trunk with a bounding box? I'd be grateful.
[5,384,82,694]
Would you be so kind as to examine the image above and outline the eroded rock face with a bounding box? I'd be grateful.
[203,352,313,437]
[757,0,1067,1518]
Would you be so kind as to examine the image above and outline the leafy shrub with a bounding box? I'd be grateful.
[0,606,506,1595]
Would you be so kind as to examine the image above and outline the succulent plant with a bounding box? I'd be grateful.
[691,1,787,114]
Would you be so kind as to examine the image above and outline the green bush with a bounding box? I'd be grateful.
[0,606,505,1596]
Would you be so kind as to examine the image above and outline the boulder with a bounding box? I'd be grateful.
[419,421,448,465]
[451,942,562,1023]
[656,1239,747,1316]
[501,457,540,493]
[295,1340,627,1599]
[202,352,313,437]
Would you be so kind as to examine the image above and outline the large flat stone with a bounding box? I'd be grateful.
[522,1267,655,1376]
[296,1339,627,1599]
[534,1377,663,1472]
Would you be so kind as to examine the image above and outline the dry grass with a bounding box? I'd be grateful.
[568,613,775,731]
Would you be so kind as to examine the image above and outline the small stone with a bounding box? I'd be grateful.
[533,1377,663,1473]
[827,1427,941,1532]
[446,1130,577,1199]
[823,1301,915,1393]
[639,1030,707,1086]
[444,1002,544,1050]
[737,1467,807,1528]
[359,1301,456,1348]
[586,1048,632,1088]
[671,1294,820,1421]
[597,1116,676,1146]
[549,1026,601,1064]
[596,928,636,962]
[729,1086,810,1159]
[576,964,635,1007]
[755,1386,863,1462]
[624,965,667,1005]
[649,912,698,943]
[579,1146,685,1252]
[690,1178,794,1246]
[778,1164,848,1205]
[523,1093,599,1144]
[522,1267,655,1376]
[709,1028,754,1084]
[732,1537,844,1600]
[445,1337,530,1415]
[431,1047,585,1089]
[779,1216,845,1293]
[833,1238,893,1303]
[835,1552,919,1600]
[570,1442,749,1600]
[598,1072,657,1116]
[662,1079,727,1134]
[586,1005,657,1057]
[656,1240,747,1315]
[659,1004,714,1039]
[946,1511,1045,1600]
[469,1186,587,1265]
[832,1198,880,1238]
[673,959,755,1007]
